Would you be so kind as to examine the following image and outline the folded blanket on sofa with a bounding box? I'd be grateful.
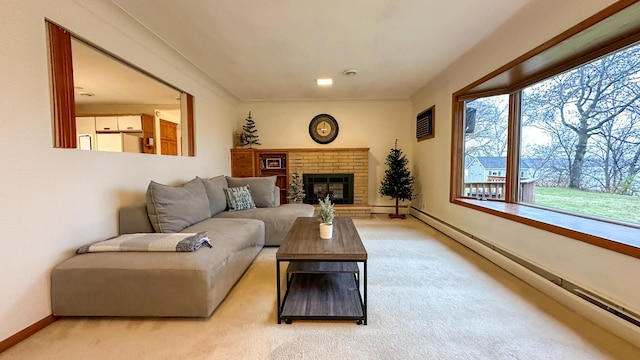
[76,232,211,254]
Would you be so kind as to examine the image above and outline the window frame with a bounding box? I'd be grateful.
[450,0,640,259]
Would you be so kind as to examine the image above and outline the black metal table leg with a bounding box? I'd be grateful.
[276,259,281,324]
[363,260,367,325]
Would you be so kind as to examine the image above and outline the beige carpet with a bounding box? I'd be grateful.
[2,216,639,360]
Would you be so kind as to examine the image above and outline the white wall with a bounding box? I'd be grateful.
[237,100,413,209]
[410,0,640,340]
[0,0,238,342]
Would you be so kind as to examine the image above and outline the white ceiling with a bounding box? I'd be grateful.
[109,0,531,101]
[72,38,181,106]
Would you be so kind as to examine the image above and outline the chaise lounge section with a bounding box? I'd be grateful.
[51,175,314,317]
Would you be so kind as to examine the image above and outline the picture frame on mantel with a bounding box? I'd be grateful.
[416,105,435,141]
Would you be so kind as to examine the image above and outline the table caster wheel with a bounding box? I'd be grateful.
[285,319,292,324]
[356,320,363,325]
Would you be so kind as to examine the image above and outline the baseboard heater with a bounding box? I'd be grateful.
[410,207,640,329]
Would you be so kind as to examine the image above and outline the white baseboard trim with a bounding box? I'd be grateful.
[410,207,640,349]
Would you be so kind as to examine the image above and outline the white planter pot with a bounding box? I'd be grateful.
[319,223,333,239]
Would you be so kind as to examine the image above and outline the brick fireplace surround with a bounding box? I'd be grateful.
[288,148,371,218]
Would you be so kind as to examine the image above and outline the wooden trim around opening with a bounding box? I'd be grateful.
[46,21,76,148]
[504,92,521,203]
[450,100,465,202]
[186,93,195,156]
[0,315,56,353]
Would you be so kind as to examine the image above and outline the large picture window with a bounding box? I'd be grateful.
[451,1,640,258]
[520,43,640,226]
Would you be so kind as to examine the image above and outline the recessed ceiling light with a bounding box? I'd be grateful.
[343,69,358,77]
[316,78,333,86]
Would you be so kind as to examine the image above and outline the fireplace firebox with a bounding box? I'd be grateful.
[303,173,354,204]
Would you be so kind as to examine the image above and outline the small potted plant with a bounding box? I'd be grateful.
[317,194,334,239]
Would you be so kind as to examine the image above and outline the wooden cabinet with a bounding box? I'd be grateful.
[231,149,256,177]
[141,114,155,154]
[231,149,289,204]
[258,152,288,205]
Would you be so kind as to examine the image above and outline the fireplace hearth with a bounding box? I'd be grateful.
[303,173,354,205]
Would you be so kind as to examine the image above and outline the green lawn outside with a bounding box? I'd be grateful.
[532,187,640,225]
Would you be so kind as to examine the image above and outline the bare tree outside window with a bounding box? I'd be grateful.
[519,43,640,224]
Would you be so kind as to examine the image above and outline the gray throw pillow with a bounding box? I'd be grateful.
[226,176,277,208]
[198,175,228,216]
[223,186,256,211]
[146,178,211,233]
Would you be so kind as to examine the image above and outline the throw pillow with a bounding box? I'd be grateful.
[223,186,256,211]
[226,176,277,208]
[146,178,212,233]
[198,175,228,216]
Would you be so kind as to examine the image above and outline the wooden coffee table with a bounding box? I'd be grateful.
[276,217,367,325]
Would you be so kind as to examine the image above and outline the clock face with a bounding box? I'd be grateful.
[309,114,339,144]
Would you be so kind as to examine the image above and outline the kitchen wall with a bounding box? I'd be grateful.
[410,0,640,346]
[237,100,413,210]
[0,0,238,342]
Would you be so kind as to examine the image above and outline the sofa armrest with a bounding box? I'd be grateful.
[274,186,281,206]
[119,203,154,235]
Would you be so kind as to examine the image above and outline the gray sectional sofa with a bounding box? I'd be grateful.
[51,175,314,317]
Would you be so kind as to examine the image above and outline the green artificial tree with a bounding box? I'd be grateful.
[287,170,305,203]
[241,111,261,148]
[379,139,416,219]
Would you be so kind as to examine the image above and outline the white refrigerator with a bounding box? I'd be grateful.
[96,133,142,153]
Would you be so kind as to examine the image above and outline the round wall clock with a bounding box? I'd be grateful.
[309,114,339,144]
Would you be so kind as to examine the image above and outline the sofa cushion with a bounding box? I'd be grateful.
[214,203,315,246]
[226,176,277,208]
[198,176,228,216]
[146,178,211,233]
[223,186,256,211]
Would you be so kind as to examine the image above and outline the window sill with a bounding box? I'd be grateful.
[452,198,640,259]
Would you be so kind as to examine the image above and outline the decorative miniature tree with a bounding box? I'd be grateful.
[379,139,416,219]
[317,194,334,225]
[287,170,305,203]
[317,194,335,239]
[241,111,260,148]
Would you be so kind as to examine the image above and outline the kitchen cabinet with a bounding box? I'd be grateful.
[76,117,96,134]
[77,114,153,153]
[94,115,142,131]
[95,116,118,131]
[117,115,142,131]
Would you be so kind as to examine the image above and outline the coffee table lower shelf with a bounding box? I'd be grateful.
[278,261,366,324]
